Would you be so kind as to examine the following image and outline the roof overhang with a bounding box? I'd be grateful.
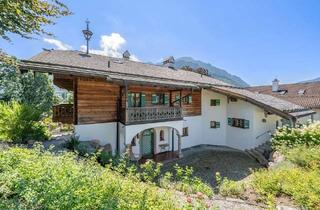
[19,60,199,89]
[207,87,315,120]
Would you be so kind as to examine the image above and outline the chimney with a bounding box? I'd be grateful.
[163,56,175,69]
[123,50,130,60]
[272,78,279,92]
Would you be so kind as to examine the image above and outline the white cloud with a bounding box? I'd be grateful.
[80,33,139,61]
[43,38,72,50]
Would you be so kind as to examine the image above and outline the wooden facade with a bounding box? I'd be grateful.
[53,76,201,125]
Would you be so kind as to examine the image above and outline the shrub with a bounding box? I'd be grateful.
[0,146,181,209]
[251,166,320,209]
[282,145,320,170]
[215,172,245,198]
[64,135,80,151]
[272,122,320,149]
[0,101,49,143]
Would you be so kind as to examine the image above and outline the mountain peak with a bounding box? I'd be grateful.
[173,57,249,87]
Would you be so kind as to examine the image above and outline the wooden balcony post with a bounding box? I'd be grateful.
[177,133,183,158]
[73,77,78,125]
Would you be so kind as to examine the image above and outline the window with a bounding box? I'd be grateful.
[298,89,306,95]
[175,94,192,104]
[183,95,192,104]
[128,92,145,107]
[210,121,220,128]
[152,93,169,105]
[229,97,237,102]
[182,127,188,136]
[159,130,164,141]
[228,118,249,129]
[210,99,220,106]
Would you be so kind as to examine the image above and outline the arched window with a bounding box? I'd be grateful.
[160,130,164,141]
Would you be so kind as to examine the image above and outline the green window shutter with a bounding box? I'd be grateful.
[152,94,158,104]
[164,94,169,105]
[141,93,146,107]
[188,95,192,104]
[244,120,250,129]
[216,122,221,128]
[216,99,221,106]
[228,117,232,126]
[128,93,133,107]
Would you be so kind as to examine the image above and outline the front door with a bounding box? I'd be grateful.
[141,129,154,158]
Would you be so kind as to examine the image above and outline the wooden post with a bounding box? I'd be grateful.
[124,81,128,124]
[179,90,182,107]
[73,77,78,125]
[177,133,183,158]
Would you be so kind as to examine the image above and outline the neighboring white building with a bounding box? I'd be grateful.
[20,50,315,160]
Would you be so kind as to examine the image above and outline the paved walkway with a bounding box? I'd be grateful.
[162,145,262,187]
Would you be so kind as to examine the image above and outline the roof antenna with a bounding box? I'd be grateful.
[82,19,93,54]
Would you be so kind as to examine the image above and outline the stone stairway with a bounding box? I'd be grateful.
[245,141,272,167]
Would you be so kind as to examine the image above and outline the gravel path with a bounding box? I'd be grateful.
[162,145,262,187]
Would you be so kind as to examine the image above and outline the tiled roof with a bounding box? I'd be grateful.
[20,50,315,119]
[210,86,315,118]
[27,50,230,87]
[247,82,320,108]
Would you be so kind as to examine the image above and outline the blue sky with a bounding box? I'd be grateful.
[1,0,320,85]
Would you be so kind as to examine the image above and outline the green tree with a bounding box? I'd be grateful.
[0,0,71,41]
[0,69,54,113]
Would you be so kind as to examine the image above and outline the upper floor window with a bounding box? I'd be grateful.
[159,130,164,141]
[228,118,250,129]
[210,121,220,128]
[152,93,169,105]
[210,99,220,106]
[176,94,192,105]
[128,92,145,107]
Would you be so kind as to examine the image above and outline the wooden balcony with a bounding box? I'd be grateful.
[123,106,182,124]
[53,104,73,124]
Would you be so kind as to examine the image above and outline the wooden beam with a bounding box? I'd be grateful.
[73,77,78,125]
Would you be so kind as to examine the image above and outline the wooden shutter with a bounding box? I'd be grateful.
[164,94,169,105]
[141,93,146,107]
[228,117,232,126]
[128,93,133,107]
[151,94,158,104]
[188,95,192,104]
[244,120,250,129]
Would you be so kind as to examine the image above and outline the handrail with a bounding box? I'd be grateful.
[256,130,271,139]
[125,106,182,124]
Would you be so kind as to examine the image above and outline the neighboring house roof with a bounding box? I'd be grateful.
[247,82,320,109]
[209,86,315,120]
[19,50,315,120]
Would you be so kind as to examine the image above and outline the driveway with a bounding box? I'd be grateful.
[162,145,262,188]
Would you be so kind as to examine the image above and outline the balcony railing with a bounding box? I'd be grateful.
[124,106,182,124]
[53,104,73,124]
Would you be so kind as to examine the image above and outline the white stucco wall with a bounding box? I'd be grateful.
[75,122,117,153]
[313,109,320,121]
[121,120,183,146]
[181,116,203,149]
[201,90,228,146]
[252,107,281,146]
[226,99,255,150]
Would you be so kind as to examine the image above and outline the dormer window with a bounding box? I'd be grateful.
[298,89,306,95]
[279,90,287,95]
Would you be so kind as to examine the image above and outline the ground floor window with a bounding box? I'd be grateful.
[182,127,189,136]
[228,118,250,129]
[210,121,220,128]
